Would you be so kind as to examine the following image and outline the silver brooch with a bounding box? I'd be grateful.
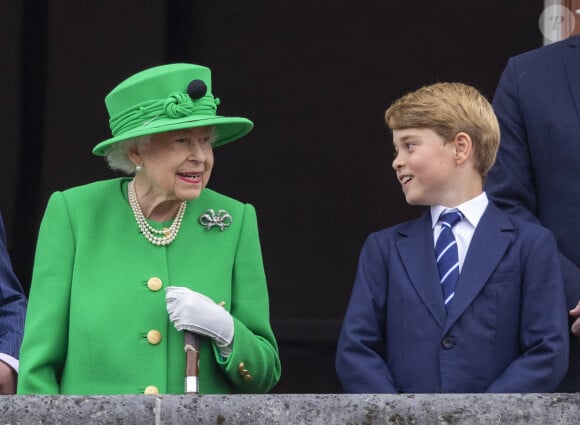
[199,209,232,231]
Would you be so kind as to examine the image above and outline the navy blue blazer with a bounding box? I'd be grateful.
[335,203,568,393]
[0,214,26,360]
[486,35,580,391]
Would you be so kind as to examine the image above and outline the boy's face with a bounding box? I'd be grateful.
[392,128,458,206]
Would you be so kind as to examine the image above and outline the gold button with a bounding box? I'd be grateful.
[147,277,163,291]
[238,361,251,379]
[147,330,162,345]
[144,385,159,395]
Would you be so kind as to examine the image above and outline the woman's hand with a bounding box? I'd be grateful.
[165,286,234,356]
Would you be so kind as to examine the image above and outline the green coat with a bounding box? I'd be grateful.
[18,178,281,395]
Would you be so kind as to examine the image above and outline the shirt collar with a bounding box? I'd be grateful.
[431,192,489,229]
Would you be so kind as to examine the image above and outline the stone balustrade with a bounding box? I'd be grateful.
[1,393,579,424]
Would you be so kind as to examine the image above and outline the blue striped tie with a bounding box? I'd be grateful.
[436,210,464,309]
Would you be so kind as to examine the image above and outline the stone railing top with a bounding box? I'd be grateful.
[1,393,579,425]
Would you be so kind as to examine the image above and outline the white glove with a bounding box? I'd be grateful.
[165,286,234,356]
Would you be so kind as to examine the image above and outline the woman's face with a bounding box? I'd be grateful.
[130,126,214,202]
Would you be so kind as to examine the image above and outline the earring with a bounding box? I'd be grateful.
[135,164,142,173]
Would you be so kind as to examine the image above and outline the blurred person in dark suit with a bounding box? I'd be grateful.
[0,213,27,394]
[486,34,580,391]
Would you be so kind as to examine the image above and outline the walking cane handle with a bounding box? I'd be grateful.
[184,330,200,394]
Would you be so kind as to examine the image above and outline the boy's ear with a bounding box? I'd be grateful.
[452,132,473,164]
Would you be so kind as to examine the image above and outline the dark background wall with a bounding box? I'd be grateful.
[2,1,545,393]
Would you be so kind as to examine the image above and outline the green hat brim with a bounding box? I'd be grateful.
[92,114,253,156]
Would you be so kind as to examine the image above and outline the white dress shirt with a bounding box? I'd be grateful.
[0,353,18,372]
[431,192,489,272]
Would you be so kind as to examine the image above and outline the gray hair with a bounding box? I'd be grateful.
[104,135,151,174]
[103,126,218,174]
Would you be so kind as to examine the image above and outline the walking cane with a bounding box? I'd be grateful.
[184,330,200,394]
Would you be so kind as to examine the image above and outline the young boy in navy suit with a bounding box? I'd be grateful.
[335,82,569,393]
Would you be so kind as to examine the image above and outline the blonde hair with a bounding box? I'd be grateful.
[385,82,500,178]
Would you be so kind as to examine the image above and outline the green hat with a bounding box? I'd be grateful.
[92,63,254,156]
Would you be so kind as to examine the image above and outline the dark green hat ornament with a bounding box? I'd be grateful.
[92,63,253,156]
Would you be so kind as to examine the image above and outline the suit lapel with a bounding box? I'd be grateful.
[563,35,580,123]
[396,211,446,329]
[443,203,514,334]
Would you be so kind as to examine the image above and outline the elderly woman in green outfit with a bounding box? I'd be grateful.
[17,64,281,395]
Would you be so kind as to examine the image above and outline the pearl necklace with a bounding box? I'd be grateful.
[128,180,187,246]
